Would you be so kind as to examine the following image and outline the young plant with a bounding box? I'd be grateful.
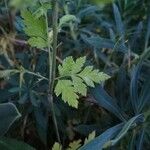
[0,0,149,150]
[20,0,109,142]
[0,0,110,145]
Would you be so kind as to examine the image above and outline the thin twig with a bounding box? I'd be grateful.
[25,70,49,81]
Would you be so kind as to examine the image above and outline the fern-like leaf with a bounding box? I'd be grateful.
[58,56,86,76]
[67,140,82,150]
[55,57,110,108]
[21,10,47,49]
[78,67,110,87]
[55,80,79,108]
[84,131,96,145]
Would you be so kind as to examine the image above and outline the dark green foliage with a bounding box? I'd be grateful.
[0,0,150,149]
[0,138,35,150]
[0,103,21,136]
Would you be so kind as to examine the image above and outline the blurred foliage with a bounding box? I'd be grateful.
[0,0,150,150]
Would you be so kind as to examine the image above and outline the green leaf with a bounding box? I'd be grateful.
[55,57,110,108]
[84,131,96,145]
[0,138,35,150]
[71,56,86,74]
[21,10,47,48]
[58,56,86,76]
[28,37,47,49]
[59,15,78,28]
[72,76,87,96]
[67,140,82,150]
[55,80,79,108]
[0,103,21,136]
[79,67,110,87]
[58,56,74,76]
[52,142,62,150]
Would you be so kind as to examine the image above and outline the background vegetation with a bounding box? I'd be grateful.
[0,0,150,150]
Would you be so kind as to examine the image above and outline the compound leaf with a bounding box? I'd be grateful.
[55,57,110,108]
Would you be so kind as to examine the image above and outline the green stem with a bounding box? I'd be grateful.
[45,13,52,87]
[46,0,61,143]
[51,0,58,92]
